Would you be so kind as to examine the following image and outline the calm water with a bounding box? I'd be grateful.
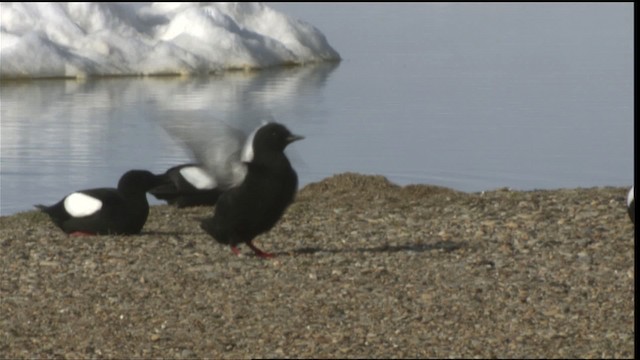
[0,3,634,216]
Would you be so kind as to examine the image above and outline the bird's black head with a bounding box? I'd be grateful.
[250,122,304,155]
[118,170,169,195]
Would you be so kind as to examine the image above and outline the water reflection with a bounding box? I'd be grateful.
[0,63,339,215]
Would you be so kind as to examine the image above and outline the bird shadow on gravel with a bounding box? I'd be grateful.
[274,240,465,257]
[142,231,203,237]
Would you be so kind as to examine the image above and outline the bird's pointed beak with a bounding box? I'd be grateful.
[286,134,305,144]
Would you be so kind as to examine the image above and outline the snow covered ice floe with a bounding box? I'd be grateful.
[0,2,341,79]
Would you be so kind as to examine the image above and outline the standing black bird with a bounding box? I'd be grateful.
[199,122,304,258]
[149,163,222,208]
[35,170,167,235]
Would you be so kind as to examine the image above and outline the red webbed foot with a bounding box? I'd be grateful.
[247,241,274,259]
[230,245,242,256]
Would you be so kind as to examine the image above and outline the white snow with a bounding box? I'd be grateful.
[0,2,340,79]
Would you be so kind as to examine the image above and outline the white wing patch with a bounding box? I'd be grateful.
[180,166,217,190]
[64,192,103,217]
[240,128,258,163]
[628,186,634,207]
[241,121,269,163]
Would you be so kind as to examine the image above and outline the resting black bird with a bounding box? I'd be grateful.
[199,122,304,258]
[149,163,222,208]
[35,170,167,235]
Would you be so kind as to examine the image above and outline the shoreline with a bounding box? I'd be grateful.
[0,172,633,219]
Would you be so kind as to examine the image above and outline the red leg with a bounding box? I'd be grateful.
[230,245,241,256]
[246,241,274,259]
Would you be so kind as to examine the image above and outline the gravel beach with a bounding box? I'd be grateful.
[0,173,634,358]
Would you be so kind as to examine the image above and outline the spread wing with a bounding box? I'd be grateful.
[157,111,261,190]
